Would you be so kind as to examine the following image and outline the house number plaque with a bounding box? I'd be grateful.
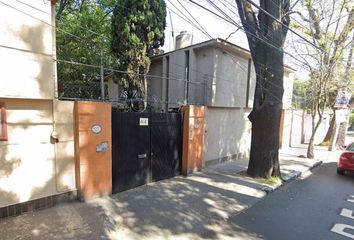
[91,124,102,134]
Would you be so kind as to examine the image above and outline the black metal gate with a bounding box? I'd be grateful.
[112,112,182,193]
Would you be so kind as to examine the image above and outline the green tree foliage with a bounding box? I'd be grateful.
[292,79,312,109]
[111,0,166,95]
[290,0,354,158]
[349,113,354,128]
[56,0,116,99]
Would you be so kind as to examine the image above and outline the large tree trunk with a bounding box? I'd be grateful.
[235,0,290,178]
[247,44,283,178]
[307,115,322,158]
[336,120,348,148]
[248,105,282,178]
[307,135,315,158]
[322,111,335,143]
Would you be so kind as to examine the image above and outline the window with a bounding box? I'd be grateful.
[0,103,7,141]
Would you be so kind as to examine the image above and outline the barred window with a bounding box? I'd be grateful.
[0,103,7,141]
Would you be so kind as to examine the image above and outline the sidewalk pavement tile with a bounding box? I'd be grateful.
[0,146,335,240]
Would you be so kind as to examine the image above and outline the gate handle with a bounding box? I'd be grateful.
[138,153,147,159]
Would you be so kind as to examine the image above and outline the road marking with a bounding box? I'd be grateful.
[331,224,354,239]
[341,209,354,220]
[348,196,354,203]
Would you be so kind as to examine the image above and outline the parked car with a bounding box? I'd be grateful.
[337,143,354,175]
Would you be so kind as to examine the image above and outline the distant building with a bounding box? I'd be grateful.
[147,37,295,112]
[104,36,296,165]
[148,37,295,164]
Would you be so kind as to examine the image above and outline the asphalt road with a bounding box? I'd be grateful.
[220,161,354,240]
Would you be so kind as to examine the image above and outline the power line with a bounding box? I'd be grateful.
[7,0,289,106]
[167,0,212,39]
[186,0,310,67]
[217,0,238,17]
[244,0,319,49]
[205,0,286,48]
[15,0,50,15]
[0,0,107,56]
[187,0,275,43]
[206,0,239,26]
[0,1,78,40]
[55,59,206,85]
[176,0,213,39]
[5,0,254,90]
[161,47,286,105]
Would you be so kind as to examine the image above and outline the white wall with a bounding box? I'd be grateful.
[53,100,76,193]
[247,62,256,108]
[210,48,249,108]
[195,48,214,106]
[281,110,292,149]
[304,113,330,144]
[0,0,54,100]
[0,99,76,208]
[149,43,295,111]
[204,107,252,164]
[167,50,188,108]
[148,58,163,111]
[290,110,304,146]
[283,71,295,109]
[0,99,55,208]
[0,2,77,208]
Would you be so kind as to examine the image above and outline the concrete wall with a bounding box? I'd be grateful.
[0,99,76,208]
[149,42,294,111]
[168,50,188,108]
[280,110,292,149]
[148,58,163,111]
[304,112,330,145]
[0,1,78,209]
[107,79,119,101]
[0,0,54,100]
[290,110,305,146]
[195,48,214,106]
[74,101,112,199]
[283,71,295,109]
[53,100,76,192]
[204,107,252,165]
[211,48,249,108]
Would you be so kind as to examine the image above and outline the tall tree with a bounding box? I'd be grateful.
[111,0,166,105]
[290,0,354,158]
[234,0,290,178]
[56,0,116,99]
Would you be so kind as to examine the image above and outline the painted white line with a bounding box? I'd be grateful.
[340,209,354,220]
[331,224,354,239]
[347,196,354,203]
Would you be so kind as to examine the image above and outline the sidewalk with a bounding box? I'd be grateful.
[0,146,339,240]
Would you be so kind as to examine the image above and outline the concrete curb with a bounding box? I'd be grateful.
[310,160,323,170]
[261,160,323,194]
